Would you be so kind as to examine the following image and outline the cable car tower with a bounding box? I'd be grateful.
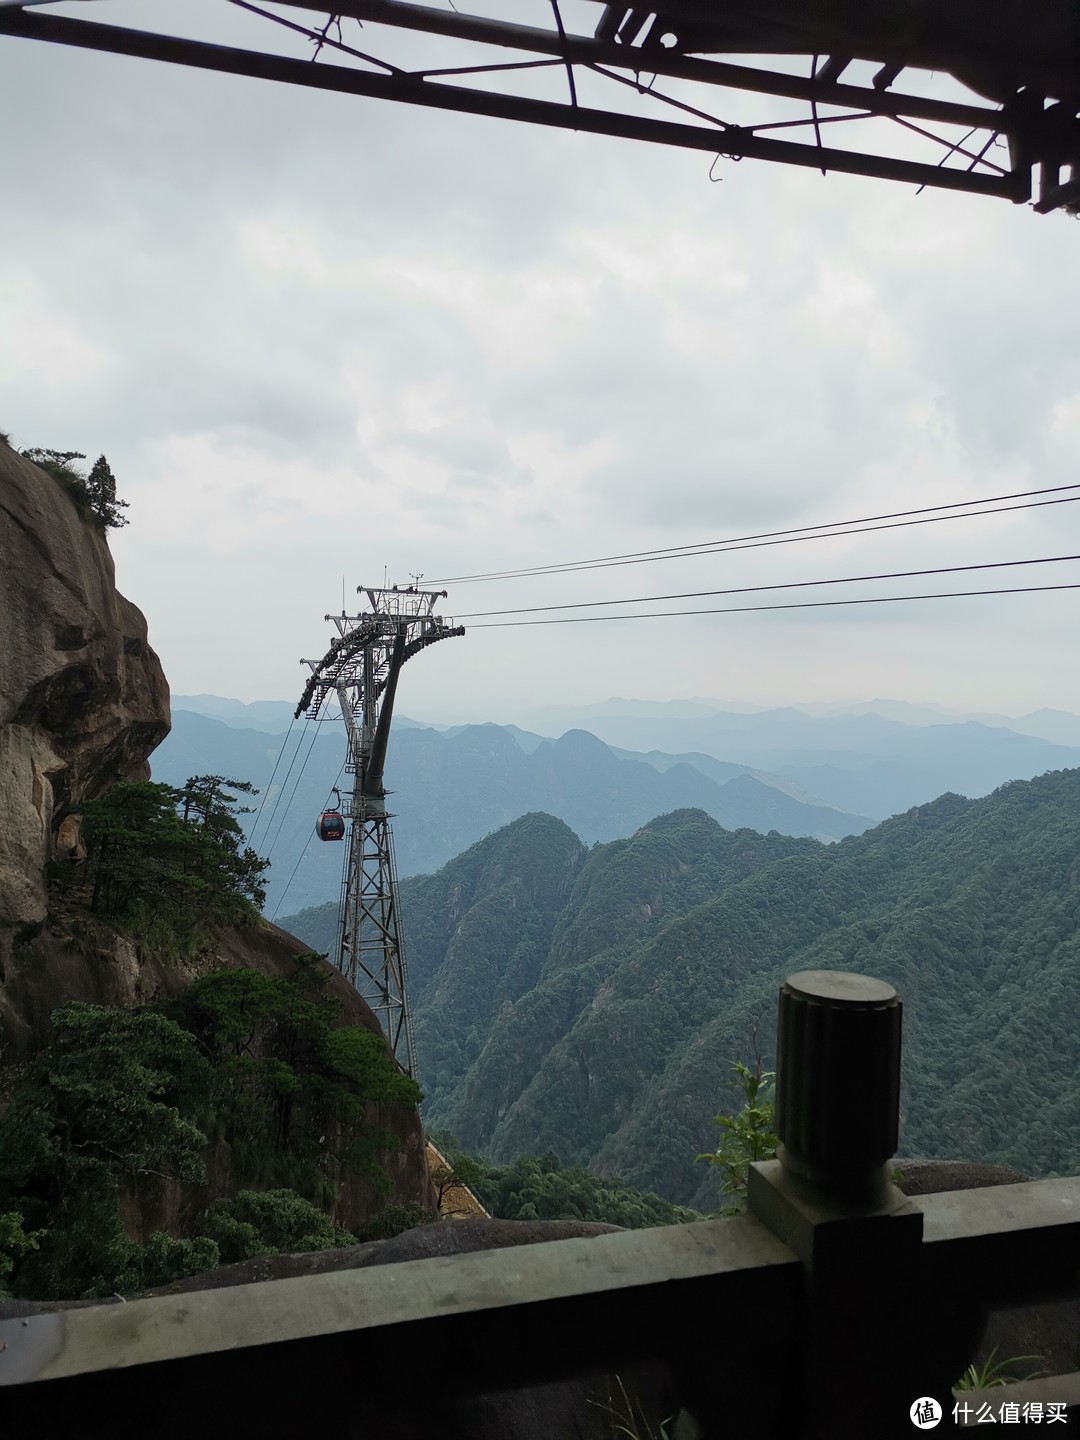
[296,584,464,1074]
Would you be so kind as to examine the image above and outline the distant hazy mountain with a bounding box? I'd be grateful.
[511,702,1080,819]
[151,705,871,915]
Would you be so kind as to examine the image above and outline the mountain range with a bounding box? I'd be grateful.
[152,706,872,915]
[282,769,1080,1210]
[157,694,1080,915]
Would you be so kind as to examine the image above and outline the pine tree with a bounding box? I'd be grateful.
[85,454,129,529]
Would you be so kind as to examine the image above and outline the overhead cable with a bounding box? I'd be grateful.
[457,552,1080,619]
[264,720,322,862]
[430,483,1080,585]
[270,760,347,921]
[466,581,1080,627]
[249,718,308,850]
[246,713,295,846]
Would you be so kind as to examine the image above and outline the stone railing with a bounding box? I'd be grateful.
[1,970,1077,1437]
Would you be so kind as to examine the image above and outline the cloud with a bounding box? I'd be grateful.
[3,3,1080,718]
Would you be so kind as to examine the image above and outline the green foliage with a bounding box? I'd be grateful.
[697,1059,778,1213]
[352,1202,436,1243]
[0,962,423,1299]
[0,1004,210,1298]
[588,1375,674,1440]
[140,1231,221,1290]
[426,1134,484,1211]
[20,447,130,529]
[198,1189,355,1264]
[20,446,86,485]
[84,453,128,528]
[954,1347,1048,1391]
[79,775,269,943]
[431,1136,701,1229]
[0,1212,43,1295]
[166,960,420,1203]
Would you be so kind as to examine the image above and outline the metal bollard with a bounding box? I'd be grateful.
[745,969,962,1437]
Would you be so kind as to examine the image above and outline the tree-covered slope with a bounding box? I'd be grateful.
[370,776,1080,1209]
[403,813,587,1111]
[405,812,816,1142]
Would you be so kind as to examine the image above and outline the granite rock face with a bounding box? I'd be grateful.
[0,442,170,930]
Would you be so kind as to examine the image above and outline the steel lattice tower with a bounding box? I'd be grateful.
[296,585,464,1073]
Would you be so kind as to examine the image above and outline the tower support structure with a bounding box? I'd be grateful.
[296,585,464,1074]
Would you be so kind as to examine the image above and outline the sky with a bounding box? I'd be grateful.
[4,1,1080,727]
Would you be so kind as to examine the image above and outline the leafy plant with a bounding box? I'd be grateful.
[954,1347,1048,1391]
[197,1189,356,1264]
[587,1374,674,1440]
[0,1211,44,1296]
[697,1058,778,1213]
[353,1202,436,1242]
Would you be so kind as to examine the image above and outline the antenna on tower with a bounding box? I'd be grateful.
[296,584,464,1075]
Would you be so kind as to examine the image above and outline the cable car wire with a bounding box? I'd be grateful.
[270,760,347,922]
[246,713,296,847]
[457,551,1080,619]
[250,717,310,851]
[430,484,1080,585]
[466,580,1080,627]
[264,721,323,862]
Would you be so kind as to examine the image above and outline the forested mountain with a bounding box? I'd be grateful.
[283,772,1080,1210]
[152,709,870,914]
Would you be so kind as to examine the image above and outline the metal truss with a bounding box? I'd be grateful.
[297,585,464,1074]
[2,1,1080,214]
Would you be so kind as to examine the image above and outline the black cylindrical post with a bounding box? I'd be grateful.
[774,969,901,1197]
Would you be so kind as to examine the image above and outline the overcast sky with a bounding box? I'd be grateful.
[4,1,1080,726]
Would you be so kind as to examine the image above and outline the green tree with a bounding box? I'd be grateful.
[79,776,269,936]
[84,453,129,528]
[697,1059,778,1214]
[197,1189,356,1265]
[175,775,269,911]
[19,445,129,529]
[0,965,426,1300]
[433,1139,702,1229]
[0,1004,210,1298]
[19,446,86,483]
[0,1212,43,1296]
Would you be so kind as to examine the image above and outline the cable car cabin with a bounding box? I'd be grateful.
[317,811,345,842]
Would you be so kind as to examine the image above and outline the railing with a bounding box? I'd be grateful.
[1,970,1077,1438]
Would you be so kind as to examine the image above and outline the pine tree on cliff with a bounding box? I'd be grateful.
[85,454,129,529]
[19,447,129,530]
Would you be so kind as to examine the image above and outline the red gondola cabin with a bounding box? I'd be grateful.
[317,811,345,842]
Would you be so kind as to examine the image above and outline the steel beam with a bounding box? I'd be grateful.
[0,10,1025,202]
[248,0,1007,131]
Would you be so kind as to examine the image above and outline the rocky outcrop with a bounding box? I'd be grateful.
[0,442,169,930]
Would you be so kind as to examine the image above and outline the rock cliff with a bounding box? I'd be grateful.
[0,441,169,932]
